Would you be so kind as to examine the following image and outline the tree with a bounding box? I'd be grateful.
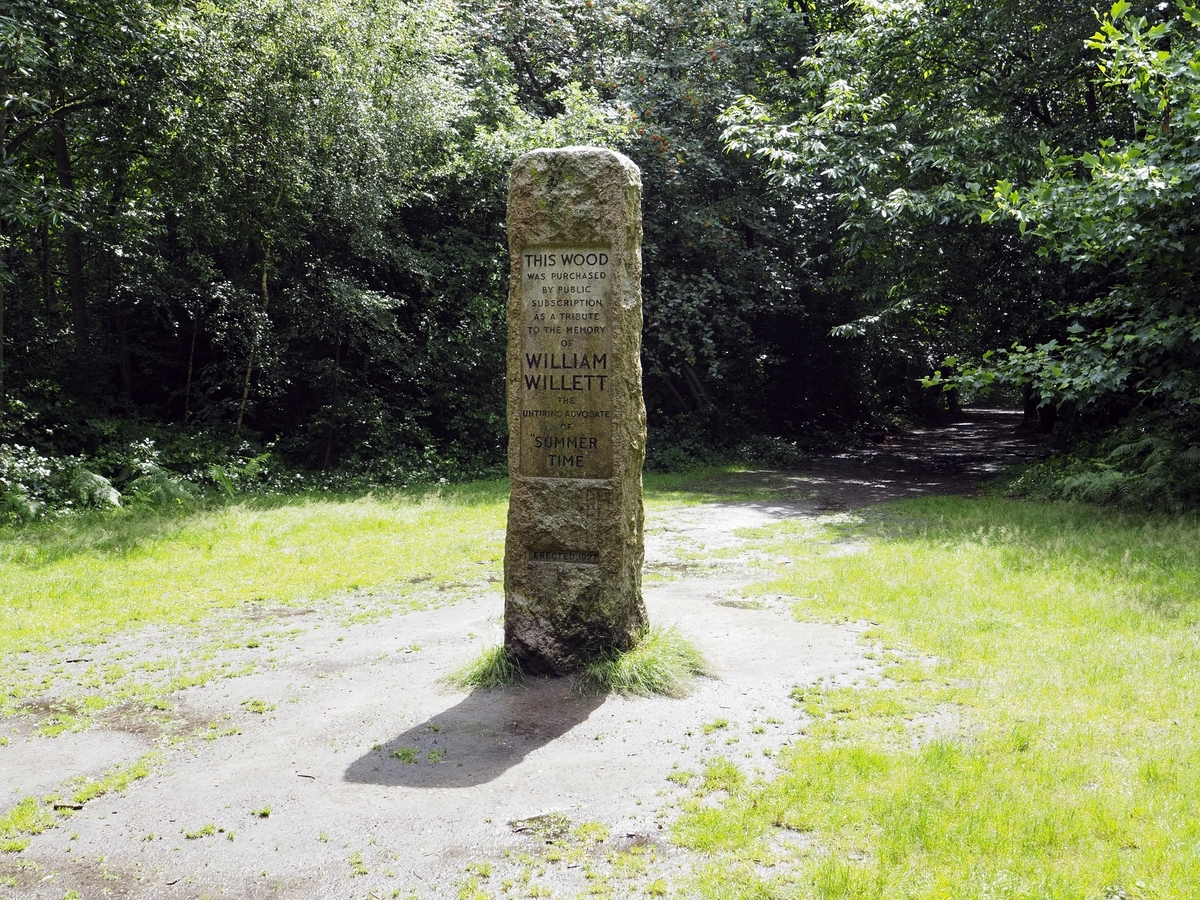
[720,0,1142,415]
[469,0,879,443]
[0,0,184,402]
[972,3,1200,412]
[0,0,488,468]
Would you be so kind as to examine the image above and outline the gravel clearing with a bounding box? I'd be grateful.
[0,410,1041,899]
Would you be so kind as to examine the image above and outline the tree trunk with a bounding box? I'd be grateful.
[681,362,717,412]
[1022,383,1037,425]
[0,270,5,405]
[115,310,131,399]
[39,223,59,315]
[0,73,7,402]
[322,336,342,470]
[52,113,88,354]
[183,318,197,422]
[235,254,270,434]
[655,369,690,410]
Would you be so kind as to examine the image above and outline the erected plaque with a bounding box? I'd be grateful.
[504,148,647,676]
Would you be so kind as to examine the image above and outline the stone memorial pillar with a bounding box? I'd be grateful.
[504,147,647,676]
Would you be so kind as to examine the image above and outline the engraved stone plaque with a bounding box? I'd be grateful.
[519,247,613,479]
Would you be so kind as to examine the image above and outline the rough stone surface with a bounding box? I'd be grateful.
[504,147,646,675]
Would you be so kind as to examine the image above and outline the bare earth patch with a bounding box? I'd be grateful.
[0,410,1040,898]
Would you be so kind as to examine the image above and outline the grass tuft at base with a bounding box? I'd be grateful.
[446,645,523,689]
[576,624,707,698]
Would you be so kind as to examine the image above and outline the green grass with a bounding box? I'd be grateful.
[0,754,156,853]
[643,466,790,507]
[451,625,708,697]
[674,496,1200,898]
[576,624,707,697]
[446,645,523,689]
[0,472,753,665]
[68,753,155,805]
[15,474,1199,896]
[0,798,53,853]
[0,482,507,657]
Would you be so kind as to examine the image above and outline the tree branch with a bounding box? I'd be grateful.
[3,95,114,158]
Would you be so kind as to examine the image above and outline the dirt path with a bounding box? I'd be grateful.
[0,410,1040,900]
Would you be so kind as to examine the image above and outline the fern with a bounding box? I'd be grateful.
[127,464,195,506]
[1109,436,1155,460]
[206,464,236,498]
[0,484,42,522]
[69,469,122,509]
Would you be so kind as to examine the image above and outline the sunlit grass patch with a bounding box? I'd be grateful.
[0,482,508,658]
[447,625,707,697]
[67,753,155,806]
[672,497,1200,897]
[644,466,777,508]
[576,624,707,697]
[446,645,523,689]
[0,798,53,853]
[0,753,156,854]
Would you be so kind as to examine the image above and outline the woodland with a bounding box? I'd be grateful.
[1,0,1198,514]
[4,4,1200,891]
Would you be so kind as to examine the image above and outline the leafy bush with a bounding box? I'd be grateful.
[1001,407,1200,510]
[0,445,91,522]
[69,469,122,510]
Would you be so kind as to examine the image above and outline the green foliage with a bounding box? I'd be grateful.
[721,0,1200,489]
[0,0,896,491]
[4,0,1194,495]
[0,0,499,483]
[967,3,1200,411]
[722,0,1111,413]
[0,444,132,522]
[575,624,707,697]
[68,469,121,511]
[0,426,246,522]
[1002,406,1200,509]
[446,644,523,689]
[675,496,1200,896]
